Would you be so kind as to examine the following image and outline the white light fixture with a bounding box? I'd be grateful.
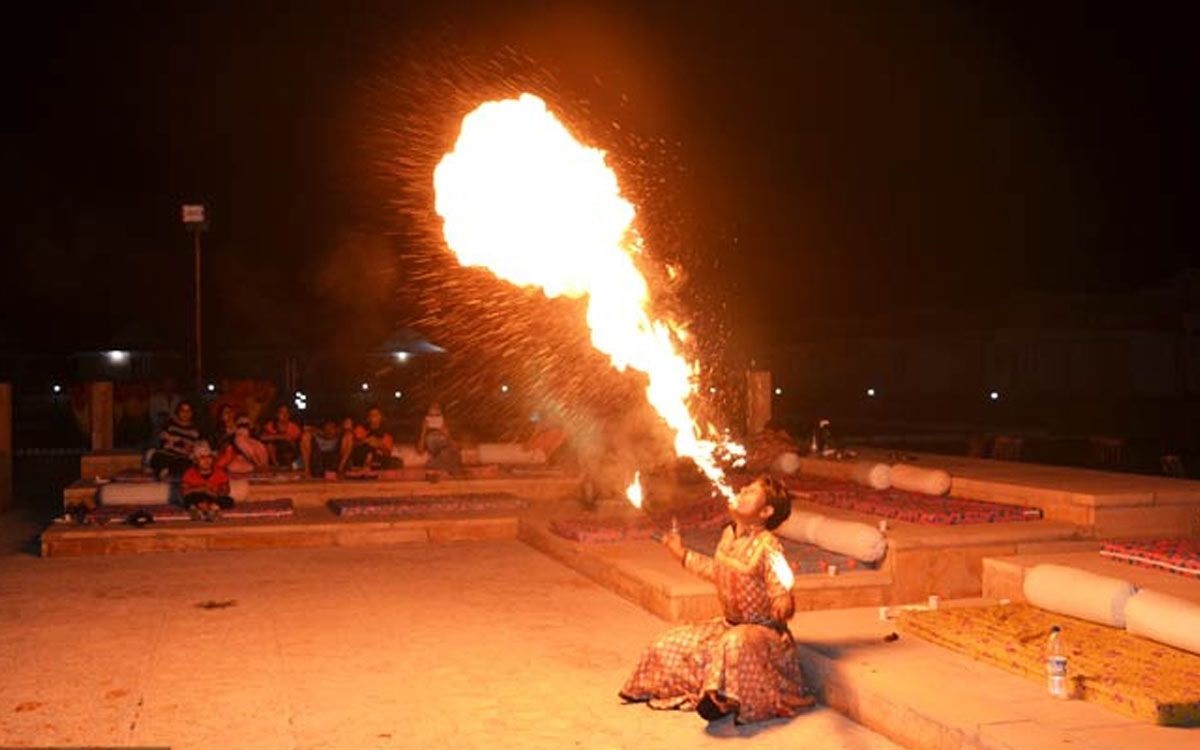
[708,386,718,394]
[989,390,1000,401]
[52,384,62,394]
[394,351,410,363]
[774,387,783,396]
[206,383,216,393]
[106,350,130,364]
[393,390,403,400]
[866,387,876,397]
[500,384,510,394]
[360,382,370,392]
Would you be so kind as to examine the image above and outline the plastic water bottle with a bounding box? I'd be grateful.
[1045,626,1069,699]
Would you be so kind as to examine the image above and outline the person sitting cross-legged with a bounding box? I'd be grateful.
[301,418,354,477]
[261,404,303,469]
[348,407,400,471]
[147,401,202,479]
[620,475,813,725]
[180,442,235,522]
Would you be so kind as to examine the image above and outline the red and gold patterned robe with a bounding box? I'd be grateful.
[620,524,810,724]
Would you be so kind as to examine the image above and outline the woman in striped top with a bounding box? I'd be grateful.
[147,401,201,478]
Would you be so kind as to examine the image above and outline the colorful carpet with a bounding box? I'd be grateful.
[548,514,877,574]
[898,602,1200,726]
[1100,538,1200,579]
[328,494,527,518]
[782,476,1042,525]
[85,499,295,524]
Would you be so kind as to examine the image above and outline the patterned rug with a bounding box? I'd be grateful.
[898,602,1200,726]
[547,515,877,575]
[781,476,1042,525]
[328,494,527,518]
[1100,539,1200,579]
[85,499,295,524]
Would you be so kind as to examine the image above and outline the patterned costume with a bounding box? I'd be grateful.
[620,524,809,723]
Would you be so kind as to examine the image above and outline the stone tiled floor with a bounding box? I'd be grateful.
[0,513,899,750]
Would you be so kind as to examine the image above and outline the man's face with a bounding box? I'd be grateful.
[277,406,290,423]
[729,480,771,524]
[368,409,383,429]
[196,454,214,471]
[321,421,338,439]
[177,404,194,424]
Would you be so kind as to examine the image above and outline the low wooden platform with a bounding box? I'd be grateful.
[41,506,521,557]
[982,547,1200,605]
[519,502,1083,621]
[793,603,1199,750]
[800,452,1200,538]
[518,508,893,622]
[63,473,582,510]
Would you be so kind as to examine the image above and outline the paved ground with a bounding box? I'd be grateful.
[0,511,900,750]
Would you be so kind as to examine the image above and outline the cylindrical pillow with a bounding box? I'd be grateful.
[1124,589,1200,656]
[1023,564,1137,627]
[776,510,888,562]
[772,451,802,476]
[98,482,171,506]
[476,443,547,465]
[851,461,891,490]
[889,463,951,496]
[394,445,428,467]
[229,478,250,502]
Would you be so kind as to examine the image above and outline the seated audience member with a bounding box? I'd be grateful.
[212,404,239,452]
[147,401,201,478]
[262,404,302,468]
[180,442,234,521]
[217,415,270,473]
[301,418,353,477]
[349,407,400,470]
[418,402,463,475]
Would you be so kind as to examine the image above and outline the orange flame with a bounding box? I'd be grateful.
[434,93,742,501]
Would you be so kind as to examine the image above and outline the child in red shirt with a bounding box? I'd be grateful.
[181,442,234,521]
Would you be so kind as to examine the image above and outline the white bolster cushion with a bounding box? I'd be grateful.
[851,461,891,490]
[889,463,951,496]
[772,451,802,476]
[476,443,547,465]
[99,482,171,506]
[776,510,888,562]
[1124,589,1200,656]
[1023,564,1137,628]
[394,445,428,467]
[229,478,250,502]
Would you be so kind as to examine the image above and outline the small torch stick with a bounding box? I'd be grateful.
[627,472,680,542]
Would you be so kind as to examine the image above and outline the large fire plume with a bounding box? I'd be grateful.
[434,93,742,501]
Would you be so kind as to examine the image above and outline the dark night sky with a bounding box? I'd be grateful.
[2,1,1195,355]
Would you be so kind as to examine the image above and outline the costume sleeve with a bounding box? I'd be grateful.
[760,533,792,600]
[683,549,717,582]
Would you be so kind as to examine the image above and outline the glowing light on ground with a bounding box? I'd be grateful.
[434,93,742,501]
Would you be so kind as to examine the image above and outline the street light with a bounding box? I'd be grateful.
[181,204,208,391]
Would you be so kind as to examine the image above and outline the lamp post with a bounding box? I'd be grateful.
[181,204,208,391]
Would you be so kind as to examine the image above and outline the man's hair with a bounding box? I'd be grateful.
[758,474,792,530]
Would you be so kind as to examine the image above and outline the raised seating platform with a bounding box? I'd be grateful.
[793,602,1199,749]
[982,548,1200,605]
[63,473,581,510]
[517,496,1082,621]
[799,452,1200,538]
[41,505,521,557]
